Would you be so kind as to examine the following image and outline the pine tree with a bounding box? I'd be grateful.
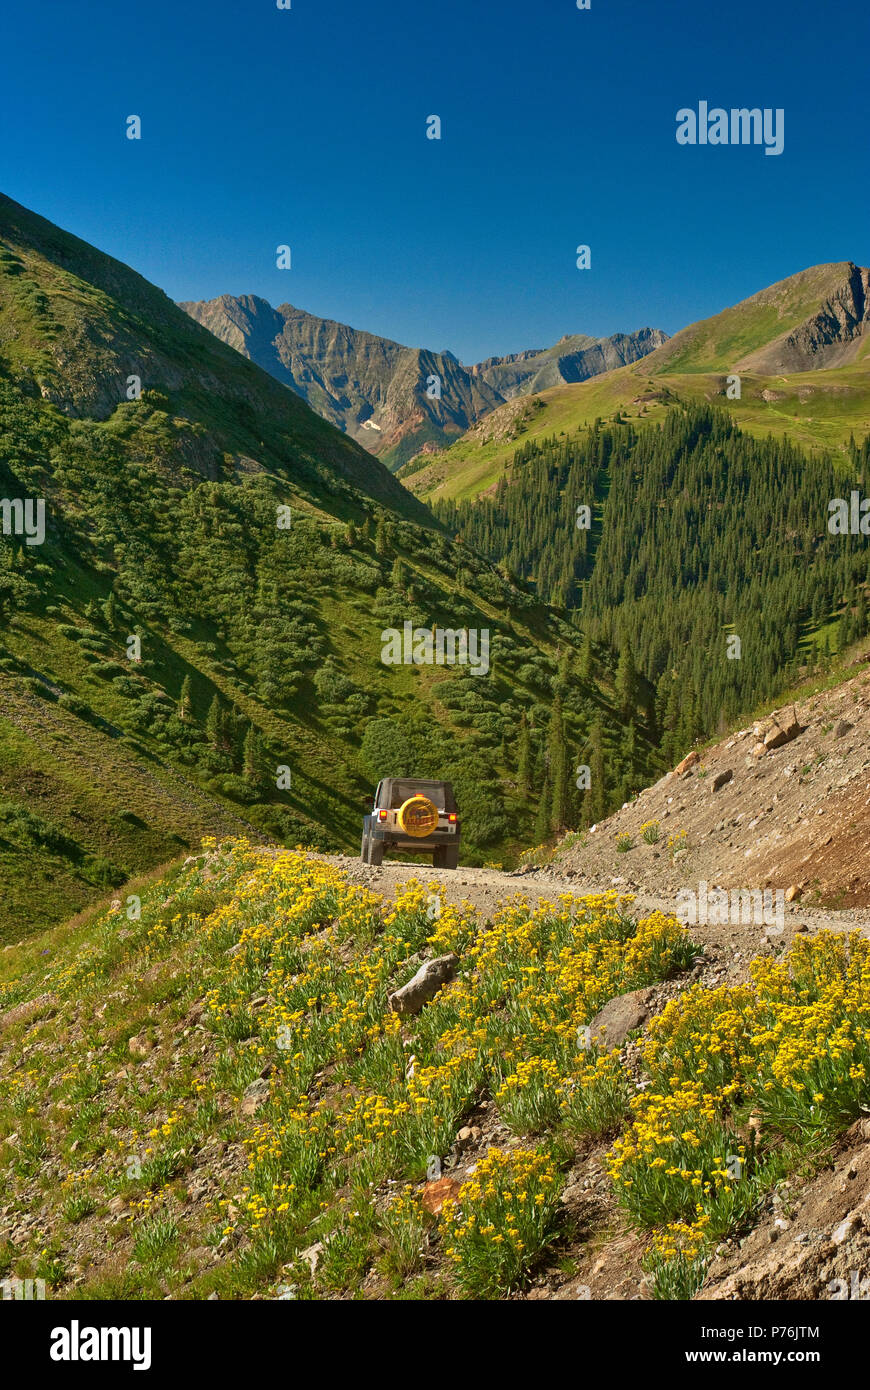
[532,736,547,793]
[178,675,193,722]
[206,695,223,749]
[517,715,532,794]
[102,591,117,629]
[548,697,569,830]
[243,723,260,783]
[662,674,682,765]
[590,720,606,822]
[556,647,572,691]
[534,776,551,844]
[615,645,637,722]
[579,631,593,683]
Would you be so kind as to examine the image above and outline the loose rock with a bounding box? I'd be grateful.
[388,954,459,1015]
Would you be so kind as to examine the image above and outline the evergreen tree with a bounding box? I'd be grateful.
[590,720,606,822]
[548,697,569,830]
[534,776,551,844]
[579,630,593,683]
[243,723,260,783]
[532,736,547,793]
[615,645,637,722]
[178,675,193,722]
[206,694,224,749]
[516,715,532,795]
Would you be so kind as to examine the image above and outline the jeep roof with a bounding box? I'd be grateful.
[374,778,457,812]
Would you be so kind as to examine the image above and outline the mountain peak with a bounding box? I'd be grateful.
[646,260,870,375]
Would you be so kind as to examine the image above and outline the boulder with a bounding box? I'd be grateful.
[587,987,654,1049]
[710,769,733,792]
[388,954,459,1016]
[760,706,802,751]
[673,750,700,777]
[297,1242,325,1274]
[421,1176,461,1215]
[241,1078,271,1115]
[456,1125,481,1149]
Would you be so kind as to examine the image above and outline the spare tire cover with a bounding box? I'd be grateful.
[397,795,439,837]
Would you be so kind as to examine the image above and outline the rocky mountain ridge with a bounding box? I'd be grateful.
[180,293,666,469]
[471,326,669,398]
[646,259,870,376]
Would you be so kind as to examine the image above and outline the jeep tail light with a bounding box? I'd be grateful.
[378,810,388,822]
[448,813,457,823]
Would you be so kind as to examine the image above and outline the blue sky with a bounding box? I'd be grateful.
[2,0,867,363]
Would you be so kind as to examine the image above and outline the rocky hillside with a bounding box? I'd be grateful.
[180,294,665,470]
[646,261,870,376]
[551,660,870,912]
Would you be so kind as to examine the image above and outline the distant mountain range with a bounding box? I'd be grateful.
[180,293,667,470]
[471,327,668,397]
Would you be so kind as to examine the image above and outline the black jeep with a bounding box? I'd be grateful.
[361,778,460,869]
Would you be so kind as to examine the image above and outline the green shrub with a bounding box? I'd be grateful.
[58,693,101,724]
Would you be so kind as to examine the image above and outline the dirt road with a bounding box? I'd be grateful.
[325,852,870,988]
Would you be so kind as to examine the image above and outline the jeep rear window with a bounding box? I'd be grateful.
[387,780,451,810]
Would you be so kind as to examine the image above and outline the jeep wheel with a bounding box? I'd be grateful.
[368,839,384,866]
[433,844,459,870]
[360,827,369,862]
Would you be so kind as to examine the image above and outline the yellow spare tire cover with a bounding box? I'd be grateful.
[397,795,439,837]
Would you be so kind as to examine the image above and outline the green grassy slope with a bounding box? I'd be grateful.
[0,194,430,524]
[644,261,866,374]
